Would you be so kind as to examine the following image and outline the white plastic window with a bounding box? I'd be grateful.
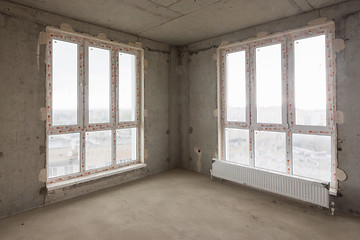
[294,35,327,126]
[88,47,111,124]
[118,52,136,122]
[226,51,247,122]
[225,128,249,165]
[219,23,336,185]
[46,28,143,184]
[255,44,282,124]
[52,40,78,126]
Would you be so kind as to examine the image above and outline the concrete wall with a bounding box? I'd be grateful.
[0,2,172,218]
[183,1,360,214]
[1,0,360,218]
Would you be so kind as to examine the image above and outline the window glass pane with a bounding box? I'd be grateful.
[225,128,249,165]
[293,134,331,182]
[88,47,110,124]
[48,133,80,178]
[116,128,137,165]
[294,35,326,126]
[226,51,246,122]
[85,130,112,170]
[255,131,286,172]
[52,40,78,126]
[118,52,136,122]
[256,44,282,124]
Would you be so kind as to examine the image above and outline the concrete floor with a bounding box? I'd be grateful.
[0,169,359,240]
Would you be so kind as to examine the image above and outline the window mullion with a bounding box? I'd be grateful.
[80,40,86,174]
[326,26,337,190]
[83,40,90,173]
[286,130,292,175]
[283,36,292,175]
[249,44,256,129]
[81,132,86,174]
[249,45,256,167]
[112,49,117,167]
[281,39,288,129]
[249,129,255,167]
[84,41,90,130]
[287,34,295,176]
[219,49,225,160]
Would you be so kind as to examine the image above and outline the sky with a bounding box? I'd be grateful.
[225,34,327,123]
[52,39,136,124]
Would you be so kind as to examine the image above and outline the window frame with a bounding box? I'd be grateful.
[46,27,144,184]
[217,22,337,190]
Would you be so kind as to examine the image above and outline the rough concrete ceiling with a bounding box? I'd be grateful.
[9,0,348,45]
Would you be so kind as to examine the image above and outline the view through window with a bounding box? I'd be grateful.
[46,29,143,183]
[219,24,335,183]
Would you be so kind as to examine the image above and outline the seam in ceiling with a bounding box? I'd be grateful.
[288,0,315,12]
[137,0,224,35]
[4,0,352,47]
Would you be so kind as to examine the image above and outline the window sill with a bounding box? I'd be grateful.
[47,163,147,191]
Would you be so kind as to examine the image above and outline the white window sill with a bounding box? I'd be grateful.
[47,163,147,191]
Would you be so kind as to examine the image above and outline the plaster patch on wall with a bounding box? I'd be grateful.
[38,168,47,183]
[307,17,327,26]
[38,31,47,45]
[212,53,217,60]
[256,32,269,38]
[194,147,202,173]
[336,168,347,181]
[37,31,47,71]
[81,33,93,38]
[127,42,135,47]
[213,109,218,118]
[334,39,345,52]
[271,32,283,36]
[37,43,40,71]
[219,41,229,47]
[39,107,47,121]
[135,42,142,48]
[144,109,148,117]
[97,33,108,40]
[335,110,344,124]
[60,23,75,32]
[144,59,148,68]
[144,149,148,160]
[214,151,218,159]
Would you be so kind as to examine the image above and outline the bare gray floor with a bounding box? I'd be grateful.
[0,169,359,240]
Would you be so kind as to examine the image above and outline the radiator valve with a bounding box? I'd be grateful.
[330,202,335,216]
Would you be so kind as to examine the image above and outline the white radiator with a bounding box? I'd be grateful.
[211,159,329,208]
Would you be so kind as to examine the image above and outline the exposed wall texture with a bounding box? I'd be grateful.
[1,0,360,218]
[0,2,172,218]
[183,0,360,214]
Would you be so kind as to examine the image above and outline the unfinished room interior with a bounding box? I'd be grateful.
[1,0,360,239]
